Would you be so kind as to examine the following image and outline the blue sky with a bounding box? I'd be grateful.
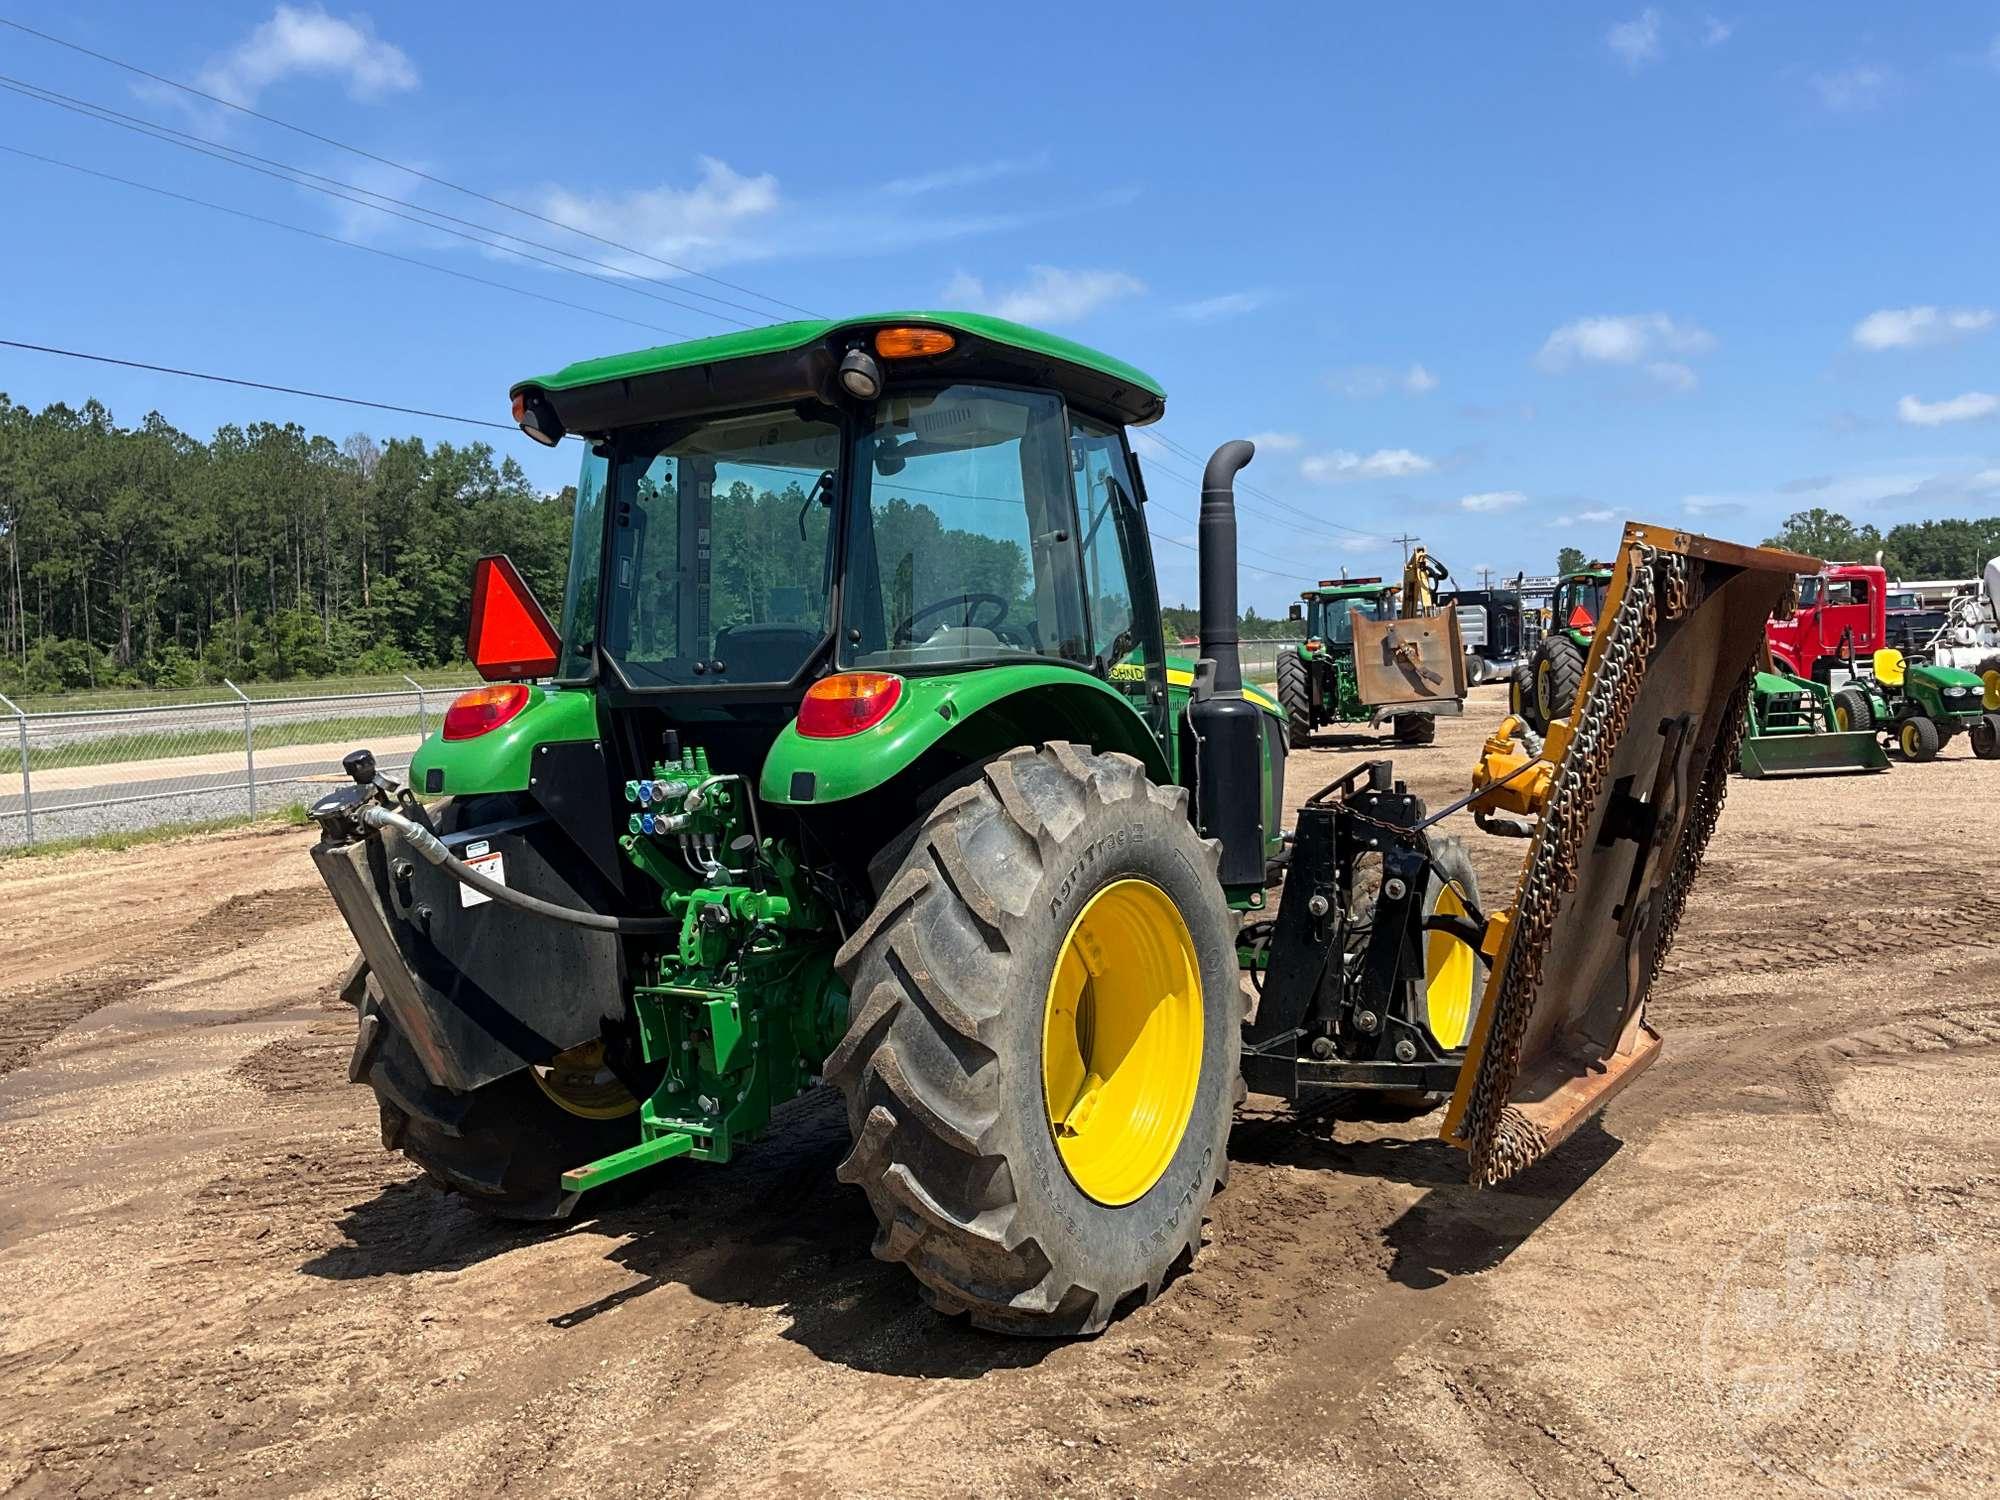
[2,2,1996,612]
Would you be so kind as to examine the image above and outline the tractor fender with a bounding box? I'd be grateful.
[759,665,1172,806]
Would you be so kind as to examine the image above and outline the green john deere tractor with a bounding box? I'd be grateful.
[1275,579,1445,749]
[1833,648,2000,763]
[1513,563,1614,733]
[308,313,1807,1336]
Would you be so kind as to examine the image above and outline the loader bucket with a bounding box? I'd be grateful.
[1737,728,1889,778]
[1442,524,1820,1183]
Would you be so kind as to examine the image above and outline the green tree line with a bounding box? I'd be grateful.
[1761,509,2000,577]
[0,394,574,694]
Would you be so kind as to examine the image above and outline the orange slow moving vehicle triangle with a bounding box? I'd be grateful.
[468,554,562,680]
[1568,603,1595,632]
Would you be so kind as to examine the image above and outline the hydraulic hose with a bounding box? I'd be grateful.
[356,804,680,934]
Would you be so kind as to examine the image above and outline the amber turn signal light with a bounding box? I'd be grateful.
[873,327,956,359]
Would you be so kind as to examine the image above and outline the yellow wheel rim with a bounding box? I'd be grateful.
[1900,723,1920,758]
[531,1040,639,1120]
[1424,883,1478,1050]
[1041,879,1204,1207]
[1834,703,1851,731]
[1984,669,2000,712]
[1535,660,1557,721]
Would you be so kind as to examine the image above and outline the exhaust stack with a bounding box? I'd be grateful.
[1198,439,1256,696]
[1187,439,1278,887]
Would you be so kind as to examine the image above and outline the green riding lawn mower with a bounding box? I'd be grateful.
[1831,648,2000,763]
[309,313,1809,1336]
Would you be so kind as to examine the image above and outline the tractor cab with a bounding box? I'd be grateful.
[1550,566,1613,639]
[1292,579,1393,654]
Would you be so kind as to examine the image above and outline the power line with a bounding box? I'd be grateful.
[0,14,821,321]
[1145,428,1395,543]
[0,338,1328,592]
[0,337,522,432]
[0,143,697,342]
[0,74,763,328]
[1134,442,1387,559]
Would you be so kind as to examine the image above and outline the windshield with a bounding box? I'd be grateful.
[1308,593,1386,645]
[840,384,1087,670]
[566,406,840,687]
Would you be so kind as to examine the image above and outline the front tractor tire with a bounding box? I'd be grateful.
[1509,660,1540,732]
[828,743,1242,1337]
[1277,648,1314,749]
[1392,712,1436,746]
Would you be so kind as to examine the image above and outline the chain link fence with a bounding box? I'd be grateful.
[1238,638,1304,683]
[0,674,476,849]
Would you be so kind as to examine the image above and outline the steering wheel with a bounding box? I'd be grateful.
[892,592,1010,644]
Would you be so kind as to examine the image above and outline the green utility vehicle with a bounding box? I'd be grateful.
[1276,579,1442,749]
[1735,668,1889,778]
[1513,563,1615,733]
[308,314,1804,1336]
[1834,648,2000,763]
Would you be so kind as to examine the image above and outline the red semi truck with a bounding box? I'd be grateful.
[1766,563,1885,679]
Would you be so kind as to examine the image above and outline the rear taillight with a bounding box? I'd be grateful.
[443,683,532,740]
[797,673,903,738]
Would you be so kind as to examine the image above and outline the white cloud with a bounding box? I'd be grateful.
[1607,9,1663,68]
[1851,305,1996,351]
[1646,360,1700,392]
[197,5,417,106]
[1683,495,1746,517]
[534,158,781,273]
[1896,391,1999,427]
[1537,313,1715,372]
[880,152,1048,197]
[1172,290,1270,322]
[1548,508,1618,528]
[1811,65,1897,112]
[1703,14,1736,46]
[1332,362,1439,397]
[1247,431,1303,452]
[942,265,1144,325]
[1459,490,1526,513]
[1301,448,1435,482]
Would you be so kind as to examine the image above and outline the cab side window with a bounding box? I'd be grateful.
[1070,415,1150,672]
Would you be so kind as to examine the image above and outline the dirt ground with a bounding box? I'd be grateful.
[3,684,1996,1499]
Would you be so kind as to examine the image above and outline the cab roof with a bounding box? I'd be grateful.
[511,312,1167,434]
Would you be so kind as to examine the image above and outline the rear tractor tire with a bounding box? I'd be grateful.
[1832,687,1873,734]
[353,979,640,1220]
[1897,715,1941,763]
[1277,648,1313,750]
[1531,635,1586,728]
[828,743,1243,1337]
[1392,713,1436,746]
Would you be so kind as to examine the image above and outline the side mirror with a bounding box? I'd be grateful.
[1287,602,1304,622]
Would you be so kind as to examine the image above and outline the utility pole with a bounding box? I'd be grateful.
[1393,533,1419,566]
[1478,566,1494,589]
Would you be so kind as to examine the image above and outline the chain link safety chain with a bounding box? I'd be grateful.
[1460,541,1671,1186]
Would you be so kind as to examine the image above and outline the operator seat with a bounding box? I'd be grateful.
[711,622,821,681]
